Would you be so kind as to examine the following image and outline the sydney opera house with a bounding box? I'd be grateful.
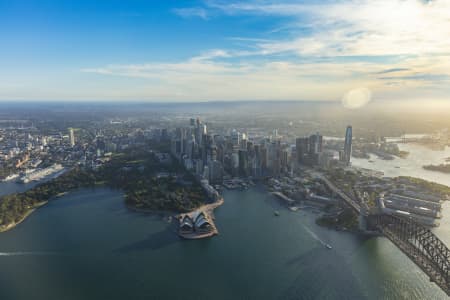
[179,211,214,236]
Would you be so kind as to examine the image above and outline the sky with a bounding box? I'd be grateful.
[1,0,450,104]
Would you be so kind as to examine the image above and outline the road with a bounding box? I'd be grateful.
[311,171,361,213]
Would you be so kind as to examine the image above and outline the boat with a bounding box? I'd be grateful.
[17,164,64,184]
[325,243,332,249]
[274,210,280,216]
[395,166,401,168]
[2,174,19,182]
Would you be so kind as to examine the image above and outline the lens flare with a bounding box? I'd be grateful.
[342,87,372,109]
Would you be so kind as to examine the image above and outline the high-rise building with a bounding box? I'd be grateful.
[231,130,240,146]
[238,149,248,177]
[272,129,278,139]
[296,133,322,166]
[69,128,75,147]
[309,133,323,155]
[343,125,352,165]
[208,160,223,183]
[296,137,309,164]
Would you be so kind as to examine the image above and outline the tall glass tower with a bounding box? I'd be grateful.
[344,126,352,165]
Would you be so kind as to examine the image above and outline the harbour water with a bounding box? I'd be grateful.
[0,186,447,299]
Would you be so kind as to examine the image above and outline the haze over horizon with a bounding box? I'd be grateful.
[1,0,450,104]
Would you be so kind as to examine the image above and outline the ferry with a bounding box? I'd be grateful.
[2,174,19,182]
[17,164,64,184]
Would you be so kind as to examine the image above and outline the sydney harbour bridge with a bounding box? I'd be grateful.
[319,175,450,296]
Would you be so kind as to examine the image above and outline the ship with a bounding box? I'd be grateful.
[2,174,19,182]
[17,164,64,184]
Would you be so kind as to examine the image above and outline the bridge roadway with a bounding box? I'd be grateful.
[311,171,450,295]
[313,173,362,214]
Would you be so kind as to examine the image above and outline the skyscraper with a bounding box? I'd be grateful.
[238,149,248,177]
[344,125,352,165]
[69,128,75,147]
[308,133,322,155]
[296,137,309,164]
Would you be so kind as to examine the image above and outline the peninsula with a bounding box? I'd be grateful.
[0,146,208,232]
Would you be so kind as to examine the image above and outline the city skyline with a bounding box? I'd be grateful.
[2,2,450,298]
[1,0,450,103]
[1,104,450,298]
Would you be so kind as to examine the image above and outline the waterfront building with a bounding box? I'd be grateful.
[179,211,213,235]
[180,215,194,234]
[193,211,213,233]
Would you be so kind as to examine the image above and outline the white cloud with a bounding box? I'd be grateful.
[81,56,418,101]
[77,0,450,101]
[207,0,450,57]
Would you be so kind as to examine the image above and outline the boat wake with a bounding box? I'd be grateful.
[302,225,332,249]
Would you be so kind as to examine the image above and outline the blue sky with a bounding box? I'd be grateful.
[1,0,450,103]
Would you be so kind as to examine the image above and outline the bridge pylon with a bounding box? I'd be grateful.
[358,205,368,231]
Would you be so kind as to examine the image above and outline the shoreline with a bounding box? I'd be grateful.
[0,201,48,233]
[0,183,222,234]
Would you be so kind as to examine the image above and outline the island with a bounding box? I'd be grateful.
[0,146,217,233]
[423,164,450,174]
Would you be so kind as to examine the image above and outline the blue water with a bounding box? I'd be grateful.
[0,186,446,299]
